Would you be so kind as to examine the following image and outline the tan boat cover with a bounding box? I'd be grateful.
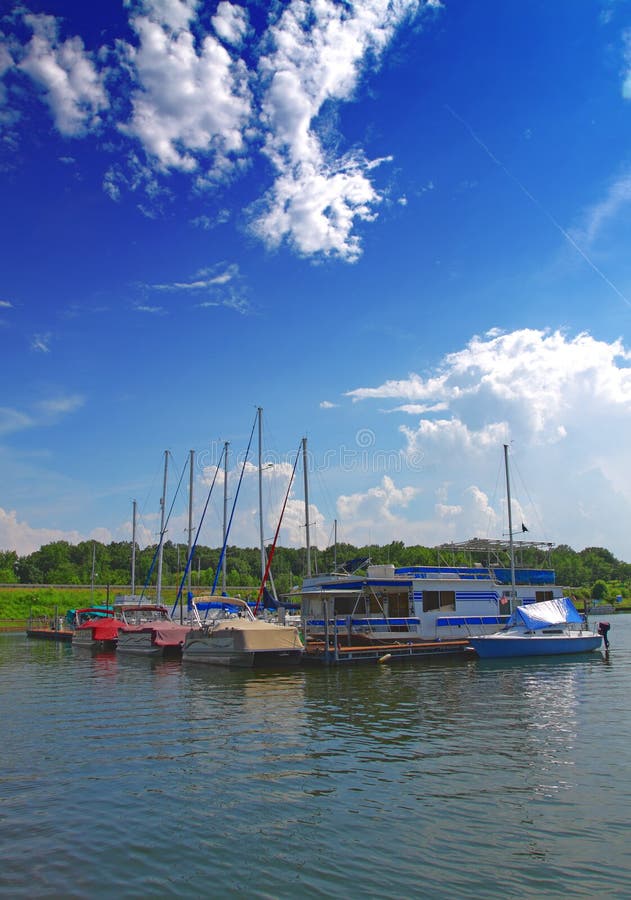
[214,619,303,652]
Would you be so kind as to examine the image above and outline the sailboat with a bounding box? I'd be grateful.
[467,596,602,658]
[468,445,603,659]
[117,452,194,656]
[182,410,303,667]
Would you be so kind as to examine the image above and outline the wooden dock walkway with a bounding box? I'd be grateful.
[304,638,471,664]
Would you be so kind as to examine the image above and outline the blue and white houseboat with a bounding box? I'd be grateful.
[301,540,564,646]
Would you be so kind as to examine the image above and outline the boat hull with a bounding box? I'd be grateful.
[469,633,602,659]
[182,625,303,668]
[116,624,190,656]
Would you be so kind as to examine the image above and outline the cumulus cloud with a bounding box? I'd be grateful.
[0,507,84,556]
[252,0,422,260]
[120,2,252,175]
[339,329,631,556]
[212,2,248,47]
[1,1,438,259]
[19,13,108,136]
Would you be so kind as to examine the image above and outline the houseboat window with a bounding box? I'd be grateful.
[422,590,456,612]
[535,590,554,603]
[335,595,358,615]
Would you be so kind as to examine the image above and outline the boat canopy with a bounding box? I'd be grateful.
[509,597,582,630]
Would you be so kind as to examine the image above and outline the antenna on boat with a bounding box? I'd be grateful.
[504,443,517,614]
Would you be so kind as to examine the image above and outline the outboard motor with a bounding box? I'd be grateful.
[598,621,611,649]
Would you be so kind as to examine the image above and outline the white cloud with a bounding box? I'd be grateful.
[121,3,252,174]
[1,1,438,260]
[252,0,423,260]
[0,507,83,556]
[338,475,419,529]
[212,2,248,47]
[320,400,338,409]
[19,13,108,136]
[0,300,14,308]
[336,329,631,557]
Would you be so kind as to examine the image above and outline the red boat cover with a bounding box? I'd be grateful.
[118,622,191,647]
[77,618,121,641]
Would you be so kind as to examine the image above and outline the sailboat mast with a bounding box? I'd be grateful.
[185,449,194,623]
[334,518,337,572]
[156,449,168,604]
[90,540,96,604]
[222,441,229,593]
[504,443,517,612]
[302,436,311,577]
[131,499,137,597]
[258,407,266,583]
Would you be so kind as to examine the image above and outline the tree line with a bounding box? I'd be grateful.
[0,539,629,598]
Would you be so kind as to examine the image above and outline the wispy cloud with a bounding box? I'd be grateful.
[0,407,34,436]
[151,264,237,291]
[31,333,51,353]
[144,263,251,314]
[0,392,84,436]
[319,400,338,409]
[134,304,166,315]
[37,394,85,416]
[0,300,13,308]
[572,172,631,247]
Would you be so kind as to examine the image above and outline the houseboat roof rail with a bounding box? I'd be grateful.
[435,537,555,569]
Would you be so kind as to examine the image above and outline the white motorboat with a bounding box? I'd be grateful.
[468,597,603,659]
[182,597,303,667]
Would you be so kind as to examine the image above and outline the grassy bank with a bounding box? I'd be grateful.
[0,585,253,622]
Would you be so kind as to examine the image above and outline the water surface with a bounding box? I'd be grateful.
[1,616,629,898]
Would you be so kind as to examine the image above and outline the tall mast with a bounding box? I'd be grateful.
[185,449,194,623]
[222,441,229,593]
[131,499,137,597]
[504,443,517,612]
[90,541,96,604]
[302,436,311,577]
[156,449,168,604]
[258,407,265,583]
[333,518,337,572]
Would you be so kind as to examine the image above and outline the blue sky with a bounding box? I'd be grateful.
[2,0,631,560]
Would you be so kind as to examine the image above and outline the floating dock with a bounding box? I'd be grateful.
[26,627,74,642]
[303,638,471,665]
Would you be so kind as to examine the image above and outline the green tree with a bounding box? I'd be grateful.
[591,579,609,601]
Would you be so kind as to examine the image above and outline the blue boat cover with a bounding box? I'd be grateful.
[509,597,582,630]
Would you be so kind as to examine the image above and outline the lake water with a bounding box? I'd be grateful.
[1,616,630,899]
